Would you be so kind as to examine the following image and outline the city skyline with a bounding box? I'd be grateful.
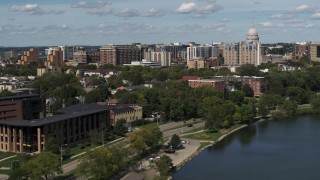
[1,0,320,46]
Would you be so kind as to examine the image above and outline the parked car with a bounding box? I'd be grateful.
[164,146,176,153]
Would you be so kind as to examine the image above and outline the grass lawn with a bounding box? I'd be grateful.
[0,152,16,160]
[183,127,204,134]
[182,131,221,141]
[0,154,26,168]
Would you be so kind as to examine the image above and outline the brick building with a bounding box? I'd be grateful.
[19,48,38,65]
[188,79,225,92]
[213,76,268,97]
[0,94,45,121]
[100,45,141,65]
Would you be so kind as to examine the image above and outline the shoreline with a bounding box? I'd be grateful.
[174,124,248,171]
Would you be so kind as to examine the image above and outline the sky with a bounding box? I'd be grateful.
[0,0,320,46]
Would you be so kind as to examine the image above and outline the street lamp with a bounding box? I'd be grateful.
[60,144,67,163]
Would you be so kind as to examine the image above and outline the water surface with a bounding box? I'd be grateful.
[173,115,320,180]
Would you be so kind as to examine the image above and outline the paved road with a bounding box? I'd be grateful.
[162,122,205,139]
[60,119,204,174]
[159,119,203,132]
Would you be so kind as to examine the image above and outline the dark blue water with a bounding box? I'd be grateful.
[173,115,320,180]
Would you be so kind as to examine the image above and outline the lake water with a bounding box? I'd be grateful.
[173,115,320,180]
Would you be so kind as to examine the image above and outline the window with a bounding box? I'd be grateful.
[317,46,320,58]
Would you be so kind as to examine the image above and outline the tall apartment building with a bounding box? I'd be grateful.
[45,47,64,67]
[87,49,100,63]
[100,45,141,65]
[187,44,219,62]
[4,50,18,60]
[310,42,320,62]
[73,48,87,64]
[156,43,188,62]
[19,48,38,65]
[58,45,82,61]
[292,42,310,61]
[223,27,262,66]
[149,51,171,66]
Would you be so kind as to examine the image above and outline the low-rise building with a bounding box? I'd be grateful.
[213,75,268,97]
[188,79,225,91]
[0,103,110,153]
[108,105,143,125]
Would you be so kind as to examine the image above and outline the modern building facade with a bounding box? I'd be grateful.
[100,45,141,65]
[310,42,320,62]
[0,94,45,121]
[73,48,87,64]
[87,50,100,63]
[0,103,111,153]
[149,51,171,66]
[4,50,18,61]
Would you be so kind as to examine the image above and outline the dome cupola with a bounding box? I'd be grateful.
[246,27,259,43]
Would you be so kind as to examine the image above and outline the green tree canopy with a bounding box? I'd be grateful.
[239,64,261,76]
[0,89,14,97]
[155,155,173,177]
[77,147,126,180]
[23,152,62,180]
[170,134,181,148]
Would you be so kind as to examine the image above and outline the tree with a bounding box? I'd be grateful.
[229,91,245,105]
[257,102,269,117]
[128,126,162,154]
[170,134,181,149]
[205,106,225,132]
[77,147,125,180]
[23,152,62,180]
[237,104,255,124]
[44,137,60,154]
[155,155,173,177]
[285,87,308,104]
[114,119,127,136]
[241,84,254,97]
[311,95,320,111]
[0,89,14,97]
[239,64,261,76]
[281,100,298,117]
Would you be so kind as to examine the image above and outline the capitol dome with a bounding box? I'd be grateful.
[246,27,259,43]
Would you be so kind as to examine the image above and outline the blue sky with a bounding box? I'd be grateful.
[1,0,320,46]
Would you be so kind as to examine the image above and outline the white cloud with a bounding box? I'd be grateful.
[115,8,140,17]
[142,8,166,17]
[176,1,222,17]
[176,3,197,13]
[87,7,113,16]
[260,22,273,27]
[10,4,39,12]
[311,13,320,19]
[9,4,64,15]
[294,5,309,13]
[271,13,294,19]
[71,1,111,8]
